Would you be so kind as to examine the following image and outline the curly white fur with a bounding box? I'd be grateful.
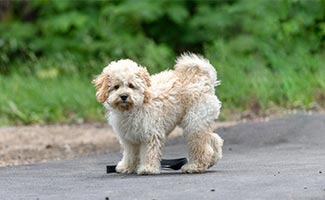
[93,53,223,174]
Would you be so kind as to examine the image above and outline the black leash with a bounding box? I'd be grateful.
[106,157,188,173]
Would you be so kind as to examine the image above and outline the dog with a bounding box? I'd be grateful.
[93,53,223,174]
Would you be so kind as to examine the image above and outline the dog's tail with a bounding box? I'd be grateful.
[174,53,220,87]
[208,133,224,167]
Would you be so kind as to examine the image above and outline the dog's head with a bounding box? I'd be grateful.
[93,59,151,112]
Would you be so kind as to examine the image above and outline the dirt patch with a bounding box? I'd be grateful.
[0,121,237,167]
[0,124,119,167]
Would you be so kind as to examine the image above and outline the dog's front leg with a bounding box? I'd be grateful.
[137,135,164,175]
[116,140,140,174]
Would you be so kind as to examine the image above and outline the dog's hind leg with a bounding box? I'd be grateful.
[180,95,223,173]
[208,133,223,167]
[116,140,140,174]
[181,131,223,173]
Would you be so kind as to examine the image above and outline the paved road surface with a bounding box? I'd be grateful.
[1,114,325,199]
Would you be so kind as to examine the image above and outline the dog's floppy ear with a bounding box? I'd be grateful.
[137,66,151,103]
[137,66,151,87]
[93,73,110,103]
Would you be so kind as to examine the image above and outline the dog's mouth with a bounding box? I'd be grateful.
[112,100,133,111]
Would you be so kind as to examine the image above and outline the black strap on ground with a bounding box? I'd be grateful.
[106,157,188,173]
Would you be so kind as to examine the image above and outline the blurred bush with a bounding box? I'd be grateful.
[0,0,324,124]
[1,0,324,75]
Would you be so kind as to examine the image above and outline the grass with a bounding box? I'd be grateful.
[216,63,325,114]
[0,73,104,126]
[207,41,325,116]
[0,52,324,126]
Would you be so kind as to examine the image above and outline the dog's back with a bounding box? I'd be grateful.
[150,53,219,98]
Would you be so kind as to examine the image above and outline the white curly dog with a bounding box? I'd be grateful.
[93,53,223,175]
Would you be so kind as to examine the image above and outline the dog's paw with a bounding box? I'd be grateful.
[181,163,207,174]
[137,165,160,175]
[116,162,136,174]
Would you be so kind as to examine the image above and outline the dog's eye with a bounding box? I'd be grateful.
[114,85,119,90]
[128,83,135,89]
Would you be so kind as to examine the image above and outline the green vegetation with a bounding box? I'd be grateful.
[0,0,324,125]
[0,74,102,125]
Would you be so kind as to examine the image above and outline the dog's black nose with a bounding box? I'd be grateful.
[120,95,128,101]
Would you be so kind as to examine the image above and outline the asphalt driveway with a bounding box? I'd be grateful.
[0,113,324,200]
